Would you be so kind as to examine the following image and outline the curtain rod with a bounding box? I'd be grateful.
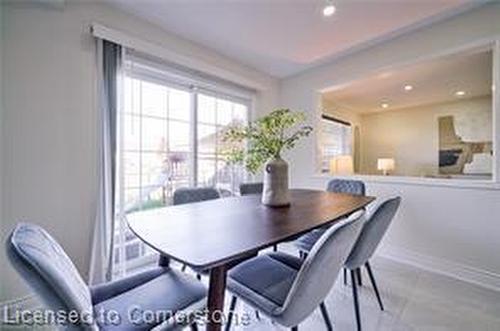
[321,114,351,126]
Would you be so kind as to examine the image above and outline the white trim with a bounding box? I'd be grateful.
[90,23,266,91]
[311,173,500,191]
[377,245,500,293]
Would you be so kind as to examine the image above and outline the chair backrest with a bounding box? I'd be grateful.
[7,223,96,329]
[173,187,220,205]
[278,211,365,326]
[345,196,401,269]
[239,182,263,196]
[327,179,365,196]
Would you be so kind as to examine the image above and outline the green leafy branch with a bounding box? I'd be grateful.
[222,109,313,174]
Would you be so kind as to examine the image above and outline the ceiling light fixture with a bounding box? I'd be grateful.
[455,90,466,97]
[404,84,413,91]
[323,0,336,17]
[381,102,389,109]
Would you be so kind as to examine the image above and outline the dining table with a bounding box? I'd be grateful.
[127,188,375,331]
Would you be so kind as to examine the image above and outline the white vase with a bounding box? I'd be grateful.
[262,157,290,207]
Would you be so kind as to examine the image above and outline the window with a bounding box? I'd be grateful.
[319,115,352,173]
[113,52,251,275]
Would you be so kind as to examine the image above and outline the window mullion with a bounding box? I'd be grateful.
[191,89,198,187]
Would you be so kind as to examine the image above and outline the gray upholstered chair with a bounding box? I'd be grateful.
[7,223,206,330]
[345,196,401,331]
[170,187,221,275]
[239,182,263,196]
[225,210,365,331]
[294,179,366,254]
[173,187,221,205]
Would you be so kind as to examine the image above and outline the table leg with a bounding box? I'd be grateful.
[206,265,227,331]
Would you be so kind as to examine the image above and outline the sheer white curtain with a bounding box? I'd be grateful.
[88,38,123,285]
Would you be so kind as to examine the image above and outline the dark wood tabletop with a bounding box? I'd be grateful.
[127,189,374,269]
[127,188,374,331]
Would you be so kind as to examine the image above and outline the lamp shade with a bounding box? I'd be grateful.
[377,158,395,175]
[329,155,354,175]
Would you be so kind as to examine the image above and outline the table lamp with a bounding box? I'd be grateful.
[377,158,395,175]
[329,155,354,175]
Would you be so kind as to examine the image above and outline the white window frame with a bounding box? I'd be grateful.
[114,53,253,275]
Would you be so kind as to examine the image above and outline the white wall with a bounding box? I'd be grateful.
[359,96,492,176]
[0,1,278,302]
[281,3,500,290]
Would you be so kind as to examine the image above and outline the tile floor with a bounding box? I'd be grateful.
[221,248,500,331]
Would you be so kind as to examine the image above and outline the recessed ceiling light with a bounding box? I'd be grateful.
[323,0,336,16]
[381,102,389,109]
[455,90,466,97]
[404,85,413,91]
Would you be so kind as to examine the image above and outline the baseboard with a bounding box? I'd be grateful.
[377,245,500,292]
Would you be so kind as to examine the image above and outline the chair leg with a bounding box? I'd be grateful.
[190,322,198,331]
[181,264,187,272]
[225,296,237,331]
[255,309,261,320]
[196,273,201,281]
[343,267,347,286]
[319,302,333,331]
[273,244,278,252]
[291,326,298,331]
[350,270,362,331]
[356,268,362,286]
[365,262,384,311]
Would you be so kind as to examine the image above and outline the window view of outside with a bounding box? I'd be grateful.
[320,118,352,173]
[114,70,250,274]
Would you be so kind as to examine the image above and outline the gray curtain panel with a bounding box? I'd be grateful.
[89,39,122,285]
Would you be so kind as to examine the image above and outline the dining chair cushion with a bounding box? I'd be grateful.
[228,254,300,315]
[345,196,401,270]
[326,179,366,196]
[293,228,325,253]
[267,252,303,270]
[94,269,207,331]
[90,267,167,304]
[239,182,264,195]
[173,187,220,205]
[8,223,94,320]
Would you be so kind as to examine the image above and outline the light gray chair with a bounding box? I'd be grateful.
[239,182,263,196]
[225,210,366,331]
[7,223,206,330]
[345,196,401,331]
[294,179,366,254]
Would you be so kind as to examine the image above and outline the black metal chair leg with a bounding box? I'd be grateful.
[356,268,362,286]
[273,244,278,252]
[255,309,261,320]
[190,322,198,331]
[365,262,384,311]
[196,273,201,280]
[225,296,238,331]
[319,302,333,331]
[181,264,187,272]
[291,326,298,331]
[351,270,362,331]
[343,267,347,285]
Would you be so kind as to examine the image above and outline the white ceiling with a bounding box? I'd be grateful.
[322,47,493,113]
[106,0,474,78]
